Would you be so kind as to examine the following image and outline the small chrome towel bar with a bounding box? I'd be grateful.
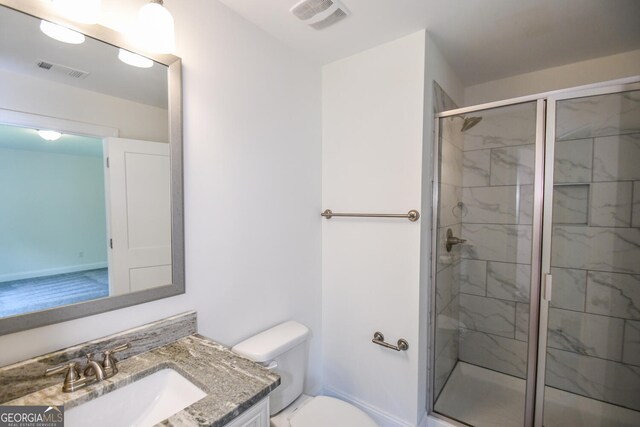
[322,209,420,222]
[372,332,409,351]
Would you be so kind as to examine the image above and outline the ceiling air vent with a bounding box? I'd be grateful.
[290,0,350,30]
[36,60,89,80]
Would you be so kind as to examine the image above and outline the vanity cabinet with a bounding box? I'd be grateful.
[225,398,269,427]
[0,314,279,427]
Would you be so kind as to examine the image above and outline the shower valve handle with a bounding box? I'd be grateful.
[445,228,466,252]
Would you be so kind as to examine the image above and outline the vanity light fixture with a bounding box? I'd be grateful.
[37,130,63,141]
[118,49,154,69]
[134,0,175,54]
[40,20,85,44]
[51,0,101,25]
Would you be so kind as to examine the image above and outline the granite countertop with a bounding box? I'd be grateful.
[6,334,280,427]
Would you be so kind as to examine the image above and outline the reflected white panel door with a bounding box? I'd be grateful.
[105,138,171,295]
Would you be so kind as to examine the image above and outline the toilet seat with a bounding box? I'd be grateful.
[288,396,378,427]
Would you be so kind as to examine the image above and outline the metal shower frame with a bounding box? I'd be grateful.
[428,76,640,427]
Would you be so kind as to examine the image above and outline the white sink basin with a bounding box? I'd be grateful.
[65,369,207,427]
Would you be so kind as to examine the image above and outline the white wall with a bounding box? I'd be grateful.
[174,0,323,391]
[464,49,640,105]
[0,68,169,142]
[321,30,463,426]
[0,0,323,393]
[322,31,427,427]
[0,148,107,281]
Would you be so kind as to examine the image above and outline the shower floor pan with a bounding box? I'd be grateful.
[434,362,639,427]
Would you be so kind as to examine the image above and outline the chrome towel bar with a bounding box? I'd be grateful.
[372,332,409,351]
[322,209,420,222]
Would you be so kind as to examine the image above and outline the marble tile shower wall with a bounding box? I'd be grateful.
[543,91,640,411]
[434,116,463,398]
[454,92,640,411]
[457,102,537,381]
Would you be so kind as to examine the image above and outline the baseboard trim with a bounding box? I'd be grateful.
[321,385,415,427]
[422,414,457,427]
[0,262,108,283]
[419,412,428,427]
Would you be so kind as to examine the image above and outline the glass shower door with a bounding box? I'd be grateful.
[431,100,544,427]
[538,85,640,427]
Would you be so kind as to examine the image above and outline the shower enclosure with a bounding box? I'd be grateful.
[429,79,640,427]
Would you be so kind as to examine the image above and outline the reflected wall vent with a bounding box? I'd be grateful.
[36,60,89,80]
[290,0,350,30]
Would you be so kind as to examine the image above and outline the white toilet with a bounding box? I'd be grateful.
[232,321,379,427]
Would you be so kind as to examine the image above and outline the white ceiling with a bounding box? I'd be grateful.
[217,0,640,86]
[0,5,168,108]
[0,123,103,158]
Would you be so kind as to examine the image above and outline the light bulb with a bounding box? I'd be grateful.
[118,49,154,68]
[52,0,101,25]
[134,1,175,54]
[38,130,63,141]
[40,21,85,44]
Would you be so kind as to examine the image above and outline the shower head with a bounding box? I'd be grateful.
[460,116,482,132]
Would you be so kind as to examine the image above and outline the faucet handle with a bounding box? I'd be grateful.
[102,343,130,373]
[45,362,80,384]
[106,343,130,355]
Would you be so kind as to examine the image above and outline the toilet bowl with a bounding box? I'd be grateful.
[271,394,378,427]
[232,321,379,427]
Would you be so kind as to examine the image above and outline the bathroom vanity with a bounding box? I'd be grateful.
[0,312,279,427]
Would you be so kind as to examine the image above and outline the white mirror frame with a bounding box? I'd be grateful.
[0,0,184,335]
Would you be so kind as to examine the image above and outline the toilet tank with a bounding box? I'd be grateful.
[232,321,310,415]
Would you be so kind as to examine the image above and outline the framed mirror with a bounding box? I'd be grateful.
[0,0,183,334]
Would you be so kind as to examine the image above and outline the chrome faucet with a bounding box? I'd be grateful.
[45,343,130,393]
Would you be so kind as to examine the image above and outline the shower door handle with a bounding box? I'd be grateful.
[543,274,553,302]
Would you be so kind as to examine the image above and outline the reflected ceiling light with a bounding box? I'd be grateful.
[37,130,63,141]
[52,0,101,24]
[40,20,85,44]
[118,49,154,69]
[134,0,175,54]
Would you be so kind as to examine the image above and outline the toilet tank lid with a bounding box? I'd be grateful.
[232,321,309,362]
